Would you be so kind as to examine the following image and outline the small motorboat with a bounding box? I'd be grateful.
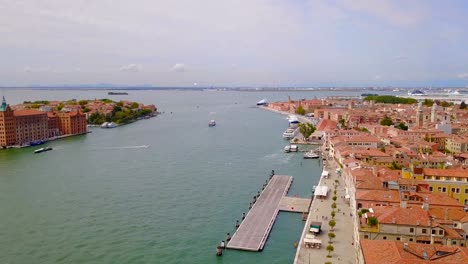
[304,151,320,159]
[34,147,53,154]
[290,145,298,152]
[284,145,291,153]
[208,120,216,127]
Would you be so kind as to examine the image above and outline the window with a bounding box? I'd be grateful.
[432,230,436,234]
[442,187,447,192]
[364,235,369,239]
[396,237,400,241]
[439,230,443,235]
[383,236,387,240]
[452,240,457,245]
[429,186,433,192]
[436,176,440,180]
[410,228,414,233]
[409,238,414,242]
[422,229,427,234]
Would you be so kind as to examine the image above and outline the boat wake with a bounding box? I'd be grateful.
[94,145,150,150]
[261,152,292,164]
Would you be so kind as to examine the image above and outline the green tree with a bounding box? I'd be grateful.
[332,196,337,201]
[368,216,378,227]
[359,127,369,132]
[363,95,417,104]
[331,211,336,219]
[380,116,393,126]
[328,232,336,243]
[295,105,306,115]
[395,122,408,130]
[329,219,336,231]
[130,102,139,109]
[422,99,434,107]
[460,101,467,109]
[331,203,337,209]
[326,244,334,257]
[83,107,91,113]
[78,100,88,106]
[57,103,65,111]
[298,123,316,139]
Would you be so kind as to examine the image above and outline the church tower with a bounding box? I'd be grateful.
[431,103,437,123]
[416,101,423,127]
[0,96,16,147]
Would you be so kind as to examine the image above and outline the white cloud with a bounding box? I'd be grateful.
[119,64,143,72]
[457,73,468,79]
[171,63,186,72]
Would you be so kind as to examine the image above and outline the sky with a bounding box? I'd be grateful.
[1,0,468,87]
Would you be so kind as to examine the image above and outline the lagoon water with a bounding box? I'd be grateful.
[0,89,364,264]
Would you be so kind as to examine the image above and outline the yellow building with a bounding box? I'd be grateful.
[404,168,468,206]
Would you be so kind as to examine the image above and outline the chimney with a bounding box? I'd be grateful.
[416,220,420,225]
[403,243,408,250]
[400,200,407,208]
[444,208,448,220]
[430,234,434,245]
[392,218,396,224]
[422,198,429,211]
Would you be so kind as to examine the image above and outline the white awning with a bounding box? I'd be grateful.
[314,186,328,196]
[321,170,329,178]
[304,238,322,244]
[309,227,320,233]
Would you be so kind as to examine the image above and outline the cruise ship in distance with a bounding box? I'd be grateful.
[402,89,468,104]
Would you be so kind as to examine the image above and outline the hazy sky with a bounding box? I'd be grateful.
[1,0,467,87]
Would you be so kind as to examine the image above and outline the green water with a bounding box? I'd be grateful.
[0,89,360,264]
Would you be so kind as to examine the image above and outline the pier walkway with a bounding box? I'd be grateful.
[227,175,293,251]
[279,197,311,213]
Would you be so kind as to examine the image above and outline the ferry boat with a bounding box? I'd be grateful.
[303,151,320,159]
[34,147,53,153]
[256,98,268,106]
[283,128,298,139]
[208,120,216,127]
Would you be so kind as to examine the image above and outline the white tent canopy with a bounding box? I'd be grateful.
[314,186,329,197]
[321,170,329,178]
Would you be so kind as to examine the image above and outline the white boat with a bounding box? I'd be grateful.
[304,151,320,159]
[290,145,298,152]
[408,89,426,96]
[34,147,52,153]
[284,146,291,153]
[288,115,300,125]
[283,128,298,139]
[101,122,117,128]
[208,120,216,127]
[256,98,268,106]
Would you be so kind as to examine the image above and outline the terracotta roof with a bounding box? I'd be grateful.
[423,168,468,178]
[13,109,46,116]
[372,206,432,226]
[361,240,468,264]
[428,208,468,222]
[356,189,400,203]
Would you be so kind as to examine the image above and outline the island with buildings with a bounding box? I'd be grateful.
[0,96,157,149]
[262,95,468,263]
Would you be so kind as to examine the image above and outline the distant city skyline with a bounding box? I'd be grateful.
[1,0,468,87]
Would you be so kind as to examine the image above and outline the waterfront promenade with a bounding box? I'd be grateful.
[294,158,357,264]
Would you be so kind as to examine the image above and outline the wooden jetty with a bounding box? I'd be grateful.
[227,175,293,251]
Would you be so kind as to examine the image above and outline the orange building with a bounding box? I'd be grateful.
[57,110,87,135]
[13,109,49,146]
[0,97,88,148]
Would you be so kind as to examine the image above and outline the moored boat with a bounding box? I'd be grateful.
[304,151,320,159]
[256,98,268,106]
[208,120,216,127]
[283,128,298,139]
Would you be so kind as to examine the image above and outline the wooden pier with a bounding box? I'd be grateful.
[227,175,293,251]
